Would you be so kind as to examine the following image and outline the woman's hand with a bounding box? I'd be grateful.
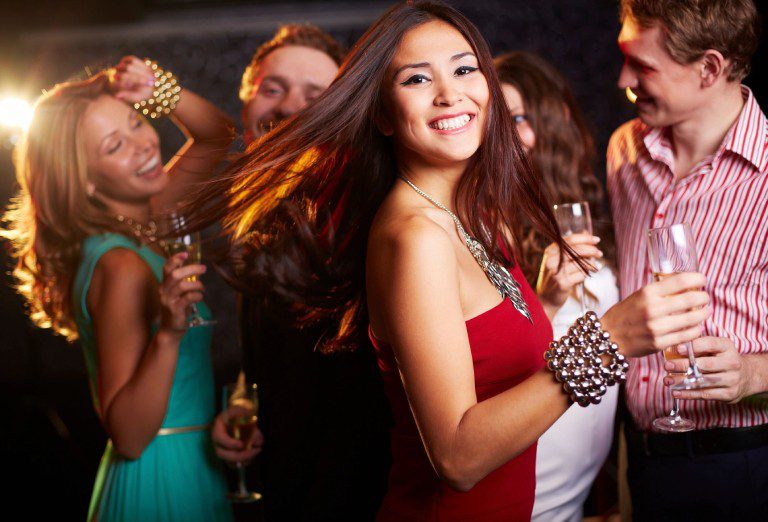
[109,55,155,104]
[211,410,264,464]
[158,252,206,335]
[536,233,602,317]
[600,272,710,358]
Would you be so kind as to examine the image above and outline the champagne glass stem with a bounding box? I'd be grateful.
[579,282,588,313]
[189,302,203,320]
[236,462,248,495]
[684,340,704,379]
[669,397,682,420]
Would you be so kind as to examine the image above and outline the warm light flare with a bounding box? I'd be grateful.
[0,97,33,131]
[625,87,638,104]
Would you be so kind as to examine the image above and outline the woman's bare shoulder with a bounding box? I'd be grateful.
[369,197,455,262]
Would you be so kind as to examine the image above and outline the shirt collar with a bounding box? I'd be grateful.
[642,125,674,171]
[721,86,768,172]
[642,85,768,174]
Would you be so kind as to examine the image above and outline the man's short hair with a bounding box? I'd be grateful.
[239,24,346,102]
[620,0,761,81]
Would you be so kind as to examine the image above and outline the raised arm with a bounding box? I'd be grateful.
[109,55,235,213]
[368,218,570,492]
[88,250,205,459]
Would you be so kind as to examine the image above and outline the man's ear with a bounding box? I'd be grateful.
[700,49,728,88]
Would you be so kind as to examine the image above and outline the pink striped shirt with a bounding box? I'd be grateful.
[607,86,768,430]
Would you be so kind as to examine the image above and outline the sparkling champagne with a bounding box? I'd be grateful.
[230,414,259,448]
[167,241,202,282]
[653,272,687,362]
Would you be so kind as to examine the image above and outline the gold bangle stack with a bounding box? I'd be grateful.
[133,59,181,119]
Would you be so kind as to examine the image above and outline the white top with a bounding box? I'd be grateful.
[531,264,620,522]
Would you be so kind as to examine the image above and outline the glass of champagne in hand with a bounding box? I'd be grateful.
[648,222,714,432]
[163,213,215,328]
[553,201,593,313]
[223,381,262,503]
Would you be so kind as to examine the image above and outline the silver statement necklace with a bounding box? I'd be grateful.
[399,176,533,324]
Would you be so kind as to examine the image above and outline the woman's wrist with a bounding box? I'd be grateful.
[155,327,185,347]
[535,286,565,316]
[539,298,562,321]
[544,311,629,407]
[598,309,631,358]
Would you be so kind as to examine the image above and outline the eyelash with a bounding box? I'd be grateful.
[400,65,479,86]
[107,118,143,154]
[107,141,121,154]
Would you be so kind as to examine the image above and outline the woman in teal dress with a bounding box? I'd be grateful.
[4,55,240,521]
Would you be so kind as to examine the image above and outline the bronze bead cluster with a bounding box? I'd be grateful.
[133,59,181,119]
[544,311,629,407]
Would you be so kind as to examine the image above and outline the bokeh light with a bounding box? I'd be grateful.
[625,87,637,104]
[0,97,33,131]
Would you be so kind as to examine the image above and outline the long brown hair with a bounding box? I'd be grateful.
[189,1,581,352]
[2,73,140,341]
[495,51,615,286]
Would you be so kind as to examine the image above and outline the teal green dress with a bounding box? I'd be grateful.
[72,233,233,522]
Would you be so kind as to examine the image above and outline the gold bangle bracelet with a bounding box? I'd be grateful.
[133,59,181,119]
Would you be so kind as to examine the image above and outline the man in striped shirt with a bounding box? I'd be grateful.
[604,0,767,519]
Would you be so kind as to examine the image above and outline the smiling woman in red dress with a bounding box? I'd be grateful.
[185,2,708,520]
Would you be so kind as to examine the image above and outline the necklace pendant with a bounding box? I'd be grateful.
[398,176,533,324]
[466,237,532,324]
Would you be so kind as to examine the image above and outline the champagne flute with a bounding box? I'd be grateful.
[648,222,714,432]
[553,201,593,313]
[162,213,216,328]
[222,382,262,503]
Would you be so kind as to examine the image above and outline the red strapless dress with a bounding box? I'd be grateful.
[369,262,552,521]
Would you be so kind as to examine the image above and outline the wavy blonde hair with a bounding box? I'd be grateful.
[2,73,130,341]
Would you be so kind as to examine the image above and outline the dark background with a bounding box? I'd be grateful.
[0,0,765,518]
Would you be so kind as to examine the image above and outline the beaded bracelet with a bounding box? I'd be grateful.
[544,311,629,407]
[133,59,181,119]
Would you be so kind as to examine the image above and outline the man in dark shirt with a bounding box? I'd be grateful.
[212,25,391,521]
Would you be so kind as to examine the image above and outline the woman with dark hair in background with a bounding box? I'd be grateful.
[3,56,236,521]
[188,1,708,519]
[495,51,620,522]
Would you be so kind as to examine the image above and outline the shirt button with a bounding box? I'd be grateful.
[655,212,664,220]
[641,375,650,383]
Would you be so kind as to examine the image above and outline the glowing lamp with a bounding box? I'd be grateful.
[0,97,33,131]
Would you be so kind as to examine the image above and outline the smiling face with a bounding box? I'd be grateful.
[617,17,707,128]
[243,45,339,140]
[81,95,166,205]
[382,20,489,172]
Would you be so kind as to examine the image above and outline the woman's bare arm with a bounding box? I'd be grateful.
[88,250,205,459]
[368,217,570,492]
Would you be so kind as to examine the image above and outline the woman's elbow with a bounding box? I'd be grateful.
[109,430,151,460]
[111,438,147,460]
[434,458,480,493]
